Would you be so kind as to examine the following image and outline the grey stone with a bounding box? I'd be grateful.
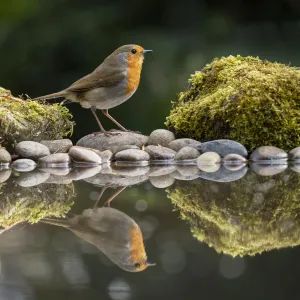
[16,170,50,187]
[198,164,221,173]
[113,144,140,154]
[0,169,11,183]
[223,153,248,164]
[100,163,113,174]
[288,147,300,161]
[67,166,102,180]
[40,139,73,153]
[76,132,148,154]
[113,166,150,177]
[148,129,175,147]
[250,162,287,176]
[199,165,248,182]
[197,152,221,165]
[176,165,200,177]
[250,146,288,161]
[15,141,50,160]
[168,138,201,152]
[69,146,102,165]
[144,145,176,160]
[11,159,37,172]
[0,148,11,164]
[197,139,248,158]
[175,146,200,160]
[149,174,175,188]
[97,150,113,163]
[115,149,150,161]
[223,164,246,171]
[290,163,300,173]
[147,165,176,177]
[39,167,70,176]
[38,153,71,167]
[114,161,149,167]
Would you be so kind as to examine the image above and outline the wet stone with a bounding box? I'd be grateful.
[69,146,102,165]
[290,163,300,173]
[38,153,71,167]
[0,148,11,165]
[97,150,113,163]
[76,132,148,154]
[15,141,50,160]
[223,153,247,164]
[223,164,246,171]
[144,145,176,160]
[149,174,175,188]
[115,149,150,162]
[40,139,73,153]
[198,164,221,173]
[147,165,176,177]
[113,144,140,154]
[11,159,37,172]
[168,138,201,152]
[16,170,50,187]
[288,147,300,161]
[197,152,221,165]
[39,167,70,176]
[67,166,102,181]
[199,165,248,182]
[113,166,150,177]
[0,169,11,183]
[148,129,175,147]
[197,139,248,158]
[250,146,288,161]
[175,146,200,160]
[250,162,287,176]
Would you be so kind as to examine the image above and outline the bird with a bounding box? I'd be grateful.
[41,187,155,272]
[32,44,152,135]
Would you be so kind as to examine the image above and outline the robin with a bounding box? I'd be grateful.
[32,45,152,134]
[41,187,155,272]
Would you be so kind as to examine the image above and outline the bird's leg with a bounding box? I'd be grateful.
[102,109,127,131]
[104,186,126,207]
[93,187,108,209]
[102,110,141,134]
[91,107,120,136]
[91,106,107,134]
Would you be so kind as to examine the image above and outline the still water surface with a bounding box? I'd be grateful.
[0,164,300,300]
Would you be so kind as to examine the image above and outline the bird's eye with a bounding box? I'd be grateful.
[131,49,137,54]
[135,263,141,268]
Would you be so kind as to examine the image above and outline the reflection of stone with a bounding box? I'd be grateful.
[0,169,11,183]
[0,182,74,228]
[250,163,287,176]
[167,170,300,256]
[15,170,50,187]
[11,159,37,172]
[150,175,175,188]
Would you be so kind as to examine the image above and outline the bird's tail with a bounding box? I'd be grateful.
[40,218,71,228]
[31,91,67,101]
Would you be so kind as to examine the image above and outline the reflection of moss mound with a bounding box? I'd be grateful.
[0,182,75,227]
[0,87,74,150]
[167,170,300,256]
[165,56,300,151]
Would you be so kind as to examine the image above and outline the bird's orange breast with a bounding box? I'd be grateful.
[126,58,143,96]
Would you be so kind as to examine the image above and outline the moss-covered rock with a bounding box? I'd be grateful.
[0,87,74,151]
[0,181,75,227]
[165,55,300,152]
[167,170,300,256]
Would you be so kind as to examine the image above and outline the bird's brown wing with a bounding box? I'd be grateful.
[66,66,126,92]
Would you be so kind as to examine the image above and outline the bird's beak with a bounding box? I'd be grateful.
[142,50,153,55]
[146,261,156,267]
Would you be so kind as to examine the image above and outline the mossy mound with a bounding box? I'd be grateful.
[165,56,300,152]
[0,87,74,151]
[0,181,75,227]
[167,170,300,256]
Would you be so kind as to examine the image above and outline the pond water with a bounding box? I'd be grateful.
[0,163,300,300]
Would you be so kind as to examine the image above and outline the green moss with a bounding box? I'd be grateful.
[0,87,74,150]
[0,182,75,227]
[167,170,300,256]
[165,55,300,151]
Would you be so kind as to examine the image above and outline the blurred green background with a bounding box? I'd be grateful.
[1,0,300,141]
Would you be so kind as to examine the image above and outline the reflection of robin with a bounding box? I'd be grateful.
[32,45,152,134]
[41,187,155,272]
